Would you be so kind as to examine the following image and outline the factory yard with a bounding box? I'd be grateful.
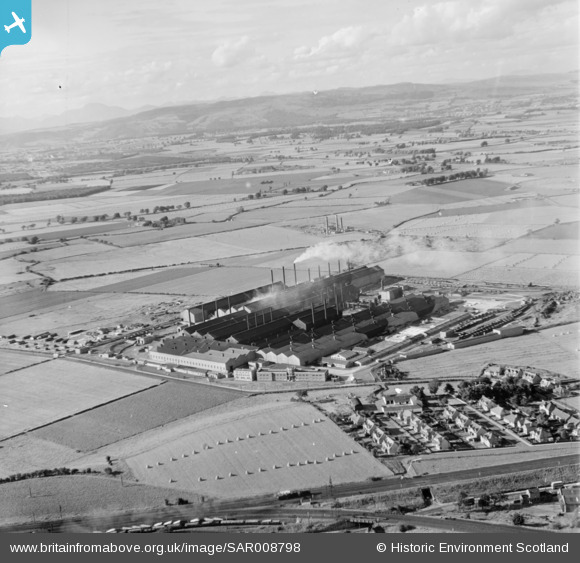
[125,401,392,498]
[0,360,160,440]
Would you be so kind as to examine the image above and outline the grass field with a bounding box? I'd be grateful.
[32,381,244,451]
[0,475,197,527]
[0,361,160,440]
[125,401,392,498]
[397,323,580,380]
[0,350,50,376]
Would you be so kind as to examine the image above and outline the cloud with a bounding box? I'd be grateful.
[211,35,254,67]
[389,0,572,47]
[294,26,365,59]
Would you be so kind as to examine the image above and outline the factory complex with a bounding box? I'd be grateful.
[150,265,451,381]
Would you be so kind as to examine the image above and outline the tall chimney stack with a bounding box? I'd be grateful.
[282,266,286,288]
[293,263,297,286]
[325,216,329,235]
[328,262,331,277]
[271,269,274,288]
[338,259,341,273]
[308,268,311,282]
[341,217,344,231]
[311,302,315,325]
[335,215,339,229]
[318,265,322,279]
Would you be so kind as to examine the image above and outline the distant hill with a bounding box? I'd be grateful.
[0,103,157,135]
[2,72,577,145]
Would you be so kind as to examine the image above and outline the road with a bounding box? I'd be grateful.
[1,454,576,534]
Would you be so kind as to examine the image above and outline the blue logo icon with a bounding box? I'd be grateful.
[1,0,31,56]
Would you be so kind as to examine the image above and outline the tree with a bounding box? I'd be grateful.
[456,491,468,509]
[478,494,491,510]
[428,378,440,395]
[409,385,426,400]
[512,513,525,526]
[184,202,190,209]
[444,383,455,395]
[112,212,121,219]
[28,236,39,245]
[480,141,488,147]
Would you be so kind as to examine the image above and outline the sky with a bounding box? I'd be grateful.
[0,0,578,118]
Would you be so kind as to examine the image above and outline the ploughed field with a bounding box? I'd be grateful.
[0,360,160,440]
[32,381,245,451]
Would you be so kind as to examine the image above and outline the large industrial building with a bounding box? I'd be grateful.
[151,265,449,376]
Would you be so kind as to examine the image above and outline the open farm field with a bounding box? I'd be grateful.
[389,186,477,205]
[0,258,41,286]
[125,401,391,498]
[87,267,210,293]
[33,237,265,280]
[498,238,579,256]
[0,475,197,527]
[32,381,245,452]
[137,266,278,296]
[530,221,579,240]
[0,289,95,320]
[0,350,50,375]
[324,204,439,232]
[429,178,511,197]
[397,323,580,380]
[419,198,551,219]
[201,225,324,253]
[412,442,580,477]
[0,221,131,242]
[100,221,263,247]
[456,266,579,287]
[0,293,177,335]
[32,240,109,261]
[374,249,503,278]
[0,360,161,440]
[0,435,82,479]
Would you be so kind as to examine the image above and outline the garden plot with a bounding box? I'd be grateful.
[32,382,244,452]
[0,360,160,440]
[0,350,50,376]
[397,323,580,380]
[125,401,391,498]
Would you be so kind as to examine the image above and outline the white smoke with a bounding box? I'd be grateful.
[294,233,490,274]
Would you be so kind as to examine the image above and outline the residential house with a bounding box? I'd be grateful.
[483,365,502,379]
[540,377,556,390]
[518,418,537,436]
[467,422,486,440]
[432,433,451,451]
[490,405,507,420]
[478,396,497,412]
[480,431,501,448]
[397,409,415,426]
[504,366,522,378]
[504,413,524,429]
[455,412,472,430]
[442,404,459,421]
[539,401,555,416]
[550,408,571,424]
[566,417,580,437]
[529,427,552,443]
[522,370,541,385]
[377,434,401,455]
